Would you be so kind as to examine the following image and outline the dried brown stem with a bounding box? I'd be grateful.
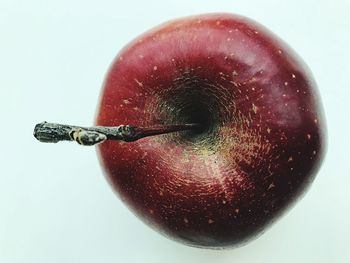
[33,121,199,146]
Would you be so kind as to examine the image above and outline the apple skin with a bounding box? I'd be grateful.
[96,13,325,248]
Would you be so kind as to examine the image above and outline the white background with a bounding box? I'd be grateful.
[1,0,349,262]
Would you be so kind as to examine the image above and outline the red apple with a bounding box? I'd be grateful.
[95,13,325,248]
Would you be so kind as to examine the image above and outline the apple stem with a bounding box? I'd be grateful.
[33,121,200,146]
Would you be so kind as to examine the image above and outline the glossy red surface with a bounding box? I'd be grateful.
[96,13,325,248]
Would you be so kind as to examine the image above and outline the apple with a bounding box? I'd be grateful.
[95,13,326,248]
[35,13,326,248]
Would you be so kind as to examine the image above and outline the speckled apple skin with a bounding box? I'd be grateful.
[96,13,326,248]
